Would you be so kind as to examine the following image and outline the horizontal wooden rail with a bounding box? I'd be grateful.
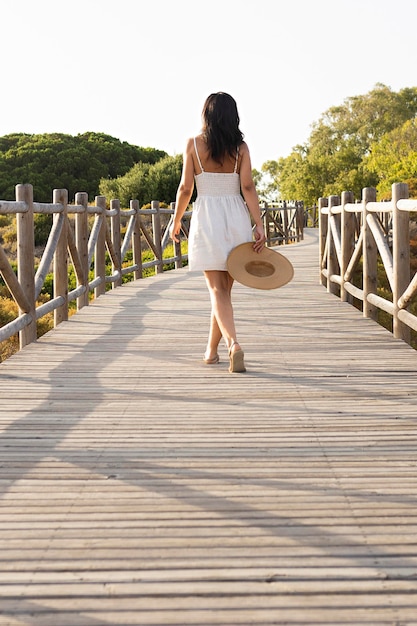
[319,182,417,345]
[1,185,304,354]
[0,185,192,351]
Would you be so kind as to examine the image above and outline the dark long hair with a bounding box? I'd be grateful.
[202,92,244,164]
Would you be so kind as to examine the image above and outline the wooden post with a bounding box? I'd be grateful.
[296,201,304,241]
[362,187,378,320]
[392,182,410,342]
[152,200,163,274]
[110,198,122,288]
[262,203,270,247]
[327,195,340,295]
[75,192,89,310]
[318,196,328,286]
[282,201,289,244]
[16,183,36,348]
[95,195,107,298]
[53,189,69,326]
[340,190,355,302]
[171,202,182,269]
[131,199,142,279]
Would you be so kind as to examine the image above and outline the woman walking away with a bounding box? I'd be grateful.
[170,92,266,373]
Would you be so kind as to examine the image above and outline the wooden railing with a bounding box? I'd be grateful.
[0,185,304,353]
[0,184,191,350]
[261,200,304,245]
[319,182,417,345]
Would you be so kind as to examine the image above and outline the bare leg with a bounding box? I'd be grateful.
[203,270,242,356]
[204,311,222,361]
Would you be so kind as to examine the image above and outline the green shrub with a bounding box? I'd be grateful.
[34,214,53,247]
[0,215,12,228]
[2,224,17,245]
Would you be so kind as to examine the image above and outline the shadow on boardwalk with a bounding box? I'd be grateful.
[1,229,417,625]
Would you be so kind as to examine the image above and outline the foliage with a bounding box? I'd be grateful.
[1,222,17,247]
[34,214,53,247]
[99,154,184,208]
[145,155,184,206]
[267,84,417,205]
[0,132,167,203]
[0,294,19,360]
[253,162,280,202]
[0,294,55,362]
[0,215,11,228]
[0,295,18,327]
[100,162,151,208]
[363,118,417,199]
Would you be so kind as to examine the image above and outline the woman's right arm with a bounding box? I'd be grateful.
[170,138,195,243]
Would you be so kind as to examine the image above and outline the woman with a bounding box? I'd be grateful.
[170,92,266,373]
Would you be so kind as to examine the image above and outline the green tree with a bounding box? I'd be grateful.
[99,154,184,208]
[364,118,417,198]
[0,132,167,202]
[270,84,417,206]
[254,162,280,202]
[99,162,152,207]
[146,155,184,205]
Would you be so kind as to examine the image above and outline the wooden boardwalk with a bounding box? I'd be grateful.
[1,228,417,625]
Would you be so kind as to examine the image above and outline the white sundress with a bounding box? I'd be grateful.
[188,137,253,272]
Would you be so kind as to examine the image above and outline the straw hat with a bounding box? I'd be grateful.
[227,242,294,290]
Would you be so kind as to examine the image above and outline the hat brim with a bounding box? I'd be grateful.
[227,242,294,290]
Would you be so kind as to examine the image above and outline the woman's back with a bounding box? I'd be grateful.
[193,135,241,197]
[193,134,241,175]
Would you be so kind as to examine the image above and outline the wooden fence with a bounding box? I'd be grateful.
[0,184,191,350]
[0,185,303,352]
[319,182,417,345]
[261,200,305,245]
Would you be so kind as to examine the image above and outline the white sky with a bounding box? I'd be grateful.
[1,0,416,171]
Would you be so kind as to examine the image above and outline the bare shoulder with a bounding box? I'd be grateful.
[193,134,207,152]
[184,137,195,153]
[239,141,251,158]
[238,142,252,169]
[183,137,201,176]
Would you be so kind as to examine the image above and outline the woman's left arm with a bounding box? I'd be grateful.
[239,143,266,252]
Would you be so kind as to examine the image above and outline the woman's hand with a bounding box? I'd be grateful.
[253,223,266,253]
[170,221,181,243]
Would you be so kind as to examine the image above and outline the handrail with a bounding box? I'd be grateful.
[319,182,416,345]
[1,184,304,354]
[0,185,192,350]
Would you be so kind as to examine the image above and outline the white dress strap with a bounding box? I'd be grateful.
[194,137,204,173]
[234,146,239,173]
